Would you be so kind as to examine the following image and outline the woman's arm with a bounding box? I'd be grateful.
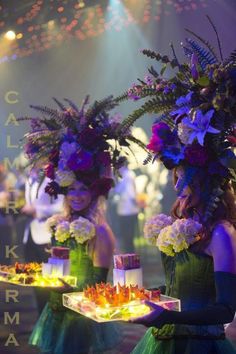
[93,223,115,268]
[88,223,115,284]
[131,222,236,327]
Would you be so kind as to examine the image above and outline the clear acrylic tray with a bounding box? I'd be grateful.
[63,291,181,322]
[0,269,77,287]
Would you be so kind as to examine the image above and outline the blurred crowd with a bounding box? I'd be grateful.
[0,148,176,266]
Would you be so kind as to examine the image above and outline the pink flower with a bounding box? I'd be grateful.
[147,135,164,153]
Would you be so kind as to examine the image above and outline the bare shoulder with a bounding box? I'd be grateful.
[212,221,236,242]
[95,223,115,250]
[209,221,236,272]
[93,223,115,268]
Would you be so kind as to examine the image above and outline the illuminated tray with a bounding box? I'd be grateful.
[0,270,77,288]
[63,292,181,322]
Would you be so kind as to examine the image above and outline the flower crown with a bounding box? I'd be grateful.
[20,96,145,199]
[117,17,236,220]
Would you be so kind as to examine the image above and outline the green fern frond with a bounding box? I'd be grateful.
[226,49,236,64]
[142,49,178,69]
[52,98,66,111]
[114,91,130,103]
[30,105,61,120]
[86,96,116,122]
[148,66,159,78]
[125,135,148,152]
[186,38,217,70]
[185,28,218,61]
[143,153,153,165]
[118,95,176,133]
[63,98,80,113]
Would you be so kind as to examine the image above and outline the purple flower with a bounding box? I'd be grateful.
[78,128,102,149]
[45,181,60,198]
[181,109,220,146]
[184,143,209,166]
[67,150,93,171]
[90,178,114,198]
[97,152,111,166]
[144,75,153,86]
[127,84,142,101]
[170,92,193,122]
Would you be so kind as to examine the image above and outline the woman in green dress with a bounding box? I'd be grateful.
[130,168,236,354]
[29,181,121,354]
[118,22,236,354]
[21,97,140,353]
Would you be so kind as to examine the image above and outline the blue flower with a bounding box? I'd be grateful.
[170,92,193,122]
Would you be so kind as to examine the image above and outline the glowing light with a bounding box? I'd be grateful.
[78,1,85,8]
[48,20,55,28]
[16,33,23,39]
[5,31,16,40]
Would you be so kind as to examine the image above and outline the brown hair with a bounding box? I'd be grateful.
[171,168,236,248]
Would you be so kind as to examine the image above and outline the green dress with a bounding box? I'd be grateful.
[132,250,236,354]
[29,244,122,354]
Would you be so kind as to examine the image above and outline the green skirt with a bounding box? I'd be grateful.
[29,303,122,354]
[131,327,236,354]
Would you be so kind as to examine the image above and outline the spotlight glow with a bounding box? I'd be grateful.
[5,30,16,40]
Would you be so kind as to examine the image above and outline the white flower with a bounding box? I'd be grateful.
[144,214,174,245]
[55,169,76,187]
[70,217,96,244]
[55,221,70,243]
[46,215,65,231]
[155,218,202,256]
[178,123,193,145]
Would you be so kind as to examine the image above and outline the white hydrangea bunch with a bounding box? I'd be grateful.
[156,218,202,256]
[55,169,76,187]
[46,214,65,231]
[144,214,174,245]
[70,216,96,244]
[54,221,70,243]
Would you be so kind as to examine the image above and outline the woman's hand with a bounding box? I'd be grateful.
[129,300,165,327]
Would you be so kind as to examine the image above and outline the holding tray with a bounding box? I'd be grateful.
[0,263,77,287]
[63,283,180,322]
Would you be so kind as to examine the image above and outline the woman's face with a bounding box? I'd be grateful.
[67,182,92,212]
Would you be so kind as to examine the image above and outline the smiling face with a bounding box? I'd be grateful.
[66,181,92,212]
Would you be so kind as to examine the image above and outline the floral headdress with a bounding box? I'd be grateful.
[117,17,236,221]
[20,96,146,199]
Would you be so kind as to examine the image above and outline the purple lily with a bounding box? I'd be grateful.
[181,109,220,146]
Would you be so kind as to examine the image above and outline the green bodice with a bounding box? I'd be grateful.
[49,243,94,311]
[153,250,225,339]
